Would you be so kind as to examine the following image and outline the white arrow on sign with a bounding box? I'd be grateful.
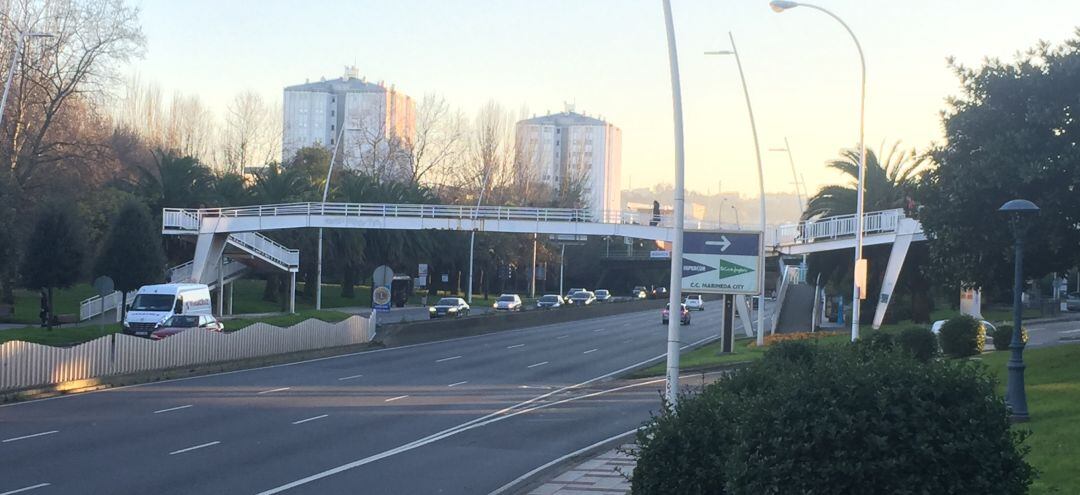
[706,236,732,251]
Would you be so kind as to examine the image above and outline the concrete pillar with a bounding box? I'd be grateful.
[289,272,297,314]
[191,232,228,285]
[216,257,225,316]
[227,282,234,315]
[872,218,918,329]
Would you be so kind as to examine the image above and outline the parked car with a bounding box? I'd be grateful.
[569,291,597,306]
[536,294,564,309]
[594,289,612,302]
[150,314,223,340]
[930,318,996,335]
[428,297,470,318]
[566,288,586,299]
[685,294,705,311]
[662,303,691,325]
[651,286,668,299]
[494,294,523,311]
[632,286,649,299]
[1067,292,1080,311]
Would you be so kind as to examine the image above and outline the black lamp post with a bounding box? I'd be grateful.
[999,199,1038,422]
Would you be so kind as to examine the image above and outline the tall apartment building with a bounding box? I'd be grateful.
[282,66,415,177]
[515,109,622,218]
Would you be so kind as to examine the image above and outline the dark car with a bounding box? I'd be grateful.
[428,297,470,318]
[632,286,648,299]
[568,291,597,306]
[150,314,223,340]
[661,303,691,326]
[651,286,669,300]
[594,289,612,302]
[536,294,564,309]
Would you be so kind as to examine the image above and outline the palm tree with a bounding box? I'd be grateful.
[803,142,932,324]
[803,142,927,220]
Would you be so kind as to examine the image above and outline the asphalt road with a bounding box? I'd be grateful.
[0,301,769,495]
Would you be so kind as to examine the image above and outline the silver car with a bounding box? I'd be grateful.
[493,294,523,311]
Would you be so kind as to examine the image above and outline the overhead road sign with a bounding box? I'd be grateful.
[681,230,762,295]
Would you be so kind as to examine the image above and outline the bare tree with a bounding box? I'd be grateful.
[461,100,516,204]
[167,92,216,160]
[1,0,146,191]
[220,90,277,173]
[405,93,466,186]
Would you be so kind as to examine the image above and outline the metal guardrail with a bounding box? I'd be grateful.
[771,265,801,333]
[78,291,135,322]
[775,209,905,246]
[229,232,300,269]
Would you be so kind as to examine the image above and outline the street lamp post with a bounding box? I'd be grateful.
[466,171,489,304]
[770,0,867,341]
[706,31,768,347]
[999,198,1038,422]
[315,124,348,311]
[661,0,688,406]
[769,137,805,213]
[0,31,54,130]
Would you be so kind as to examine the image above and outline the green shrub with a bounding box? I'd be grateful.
[991,324,1028,351]
[938,315,986,357]
[631,343,1033,495]
[897,325,938,361]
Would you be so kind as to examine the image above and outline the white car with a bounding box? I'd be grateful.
[930,319,996,335]
[684,294,705,311]
[493,294,523,311]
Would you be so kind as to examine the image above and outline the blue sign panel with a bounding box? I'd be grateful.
[681,231,763,295]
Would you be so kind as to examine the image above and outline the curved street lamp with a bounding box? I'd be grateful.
[706,31,768,347]
[769,0,867,341]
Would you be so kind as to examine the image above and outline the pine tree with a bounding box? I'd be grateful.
[94,200,166,322]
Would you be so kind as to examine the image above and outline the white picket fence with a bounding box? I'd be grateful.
[0,315,374,392]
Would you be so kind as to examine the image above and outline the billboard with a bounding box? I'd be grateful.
[681,231,762,295]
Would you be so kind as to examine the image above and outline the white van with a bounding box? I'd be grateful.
[123,284,213,336]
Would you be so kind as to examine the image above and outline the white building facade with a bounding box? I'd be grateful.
[282,67,415,178]
[515,111,622,219]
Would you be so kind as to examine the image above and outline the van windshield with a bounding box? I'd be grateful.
[130,294,175,312]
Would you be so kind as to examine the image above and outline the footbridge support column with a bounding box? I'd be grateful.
[872,218,919,329]
[190,232,229,286]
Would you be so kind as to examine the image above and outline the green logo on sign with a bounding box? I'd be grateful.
[716,259,753,279]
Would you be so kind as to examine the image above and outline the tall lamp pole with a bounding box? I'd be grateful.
[770,0,867,341]
[0,31,54,130]
[315,124,347,310]
[769,137,805,213]
[661,0,688,406]
[706,31,768,347]
[466,170,489,304]
[1000,199,1038,422]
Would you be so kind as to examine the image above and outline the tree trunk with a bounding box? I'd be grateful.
[262,275,279,303]
[341,263,356,298]
[121,291,128,325]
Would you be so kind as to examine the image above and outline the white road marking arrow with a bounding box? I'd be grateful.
[706,236,732,251]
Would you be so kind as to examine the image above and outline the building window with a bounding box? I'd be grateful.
[331,124,335,131]
[556,129,560,134]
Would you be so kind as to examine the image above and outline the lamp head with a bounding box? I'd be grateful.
[998,199,1039,215]
[769,1,800,12]
[704,50,734,56]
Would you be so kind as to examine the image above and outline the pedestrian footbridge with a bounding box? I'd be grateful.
[159,201,925,329]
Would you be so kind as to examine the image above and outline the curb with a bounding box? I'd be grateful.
[488,429,638,495]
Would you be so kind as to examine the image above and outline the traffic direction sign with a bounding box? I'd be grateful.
[681,230,762,295]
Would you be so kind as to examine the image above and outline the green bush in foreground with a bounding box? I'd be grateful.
[897,325,939,361]
[939,315,986,358]
[992,324,1029,351]
[631,341,1033,495]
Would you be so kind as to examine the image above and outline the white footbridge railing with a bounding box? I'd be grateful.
[775,209,907,246]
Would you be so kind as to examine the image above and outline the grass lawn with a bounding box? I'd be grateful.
[1,285,98,324]
[982,344,1080,495]
[221,310,352,331]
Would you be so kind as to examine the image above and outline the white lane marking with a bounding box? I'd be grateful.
[257,387,291,395]
[255,335,721,495]
[506,344,525,349]
[0,483,51,495]
[583,348,598,354]
[556,335,569,340]
[337,374,364,381]
[527,361,549,368]
[593,328,605,332]
[489,429,638,495]
[435,355,462,363]
[256,375,674,495]
[292,414,329,425]
[621,339,633,344]
[385,395,409,402]
[2,431,58,443]
[153,404,193,414]
[1062,329,1080,334]
[169,441,220,455]
[447,381,468,387]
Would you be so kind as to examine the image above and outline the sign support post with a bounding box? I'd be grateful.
[721,294,735,353]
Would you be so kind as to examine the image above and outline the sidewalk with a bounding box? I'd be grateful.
[528,444,635,495]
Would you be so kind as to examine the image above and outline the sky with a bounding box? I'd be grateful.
[125,0,1080,197]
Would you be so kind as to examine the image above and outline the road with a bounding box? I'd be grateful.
[0,301,768,495]
[1023,314,1080,348]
